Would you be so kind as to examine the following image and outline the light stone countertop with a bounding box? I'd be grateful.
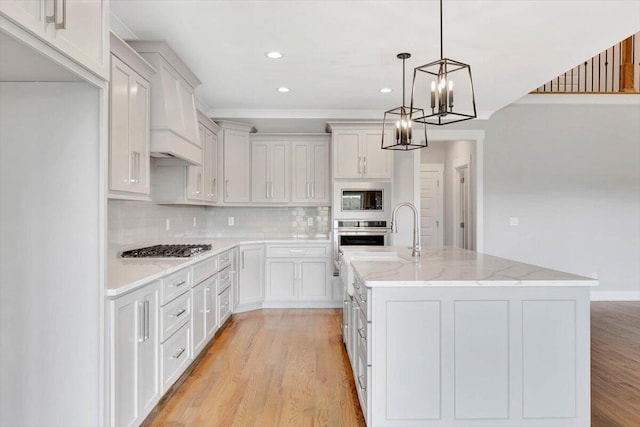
[107,237,331,297]
[350,246,598,287]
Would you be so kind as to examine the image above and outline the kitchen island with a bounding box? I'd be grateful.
[342,247,596,427]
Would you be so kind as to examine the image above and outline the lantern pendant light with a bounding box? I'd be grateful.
[410,0,477,125]
[381,52,428,150]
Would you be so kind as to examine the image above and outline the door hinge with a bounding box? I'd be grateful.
[460,177,465,184]
[437,179,440,187]
[460,222,465,228]
[436,220,440,228]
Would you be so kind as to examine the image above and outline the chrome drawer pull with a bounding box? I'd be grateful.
[357,375,366,391]
[170,347,186,360]
[171,308,186,318]
[172,280,186,288]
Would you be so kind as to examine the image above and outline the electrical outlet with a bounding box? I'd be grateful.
[509,217,519,226]
[193,217,197,227]
[165,219,171,231]
[307,217,314,226]
[591,272,598,279]
[228,216,235,226]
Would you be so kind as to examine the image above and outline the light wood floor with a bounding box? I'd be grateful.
[147,303,639,427]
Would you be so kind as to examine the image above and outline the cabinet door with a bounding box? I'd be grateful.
[204,130,218,203]
[266,260,297,301]
[191,282,207,355]
[238,245,264,305]
[50,0,108,78]
[205,277,218,338]
[362,130,392,178]
[310,142,329,203]
[270,141,289,203]
[109,56,132,193]
[137,286,159,417]
[231,247,239,310]
[224,130,251,203]
[299,259,330,300]
[250,141,269,203]
[334,132,362,178]
[112,292,138,427]
[187,124,205,201]
[129,72,150,194]
[0,0,48,39]
[291,143,310,203]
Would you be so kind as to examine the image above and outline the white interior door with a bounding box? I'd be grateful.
[420,165,444,248]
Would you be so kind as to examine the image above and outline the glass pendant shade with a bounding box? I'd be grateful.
[381,52,428,151]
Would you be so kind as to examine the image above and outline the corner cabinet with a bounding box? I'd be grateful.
[220,121,254,204]
[237,244,264,309]
[291,136,330,205]
[327,123,393,179]
[0,0,109,79]
[109,281,160,427]
[109,34,155,200]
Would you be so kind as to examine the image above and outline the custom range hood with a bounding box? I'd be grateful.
[128,40,203,165]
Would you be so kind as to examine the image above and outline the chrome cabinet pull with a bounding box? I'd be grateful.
[130,151,136,183]
[172,280,186,288]
[225,179,229,199]
[144,300,149,341]
[358,156,362,174]
[311,183,315,198]
[305,182,310,199]
[357,375,366,391]
[363,156,367,175]
[138,302,145,342]
[210,178,216,198]
[241,251,245,269]
[46,0,57,24]
[171,308,186,318]
[55,0,66,29]
[270,182,274,198]
[170,347,186,360]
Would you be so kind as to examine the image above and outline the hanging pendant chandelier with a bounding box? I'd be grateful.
[410,0,477,125]
[381,53,428,150]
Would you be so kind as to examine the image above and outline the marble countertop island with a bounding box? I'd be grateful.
[349,246,597,287]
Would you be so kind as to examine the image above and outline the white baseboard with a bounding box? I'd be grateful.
[590,291,640,301]
[233,300,342,313]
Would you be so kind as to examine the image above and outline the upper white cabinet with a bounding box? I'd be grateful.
[153,113,220,206]
[291,136,330,204]
[128,41,202,165]
[0,0,109,79]
[328,122,393,179]
[220,121,254,204]
[109,33,155,200]
[251,136,290,203]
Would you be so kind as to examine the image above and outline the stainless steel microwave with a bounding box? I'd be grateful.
[333,181,392,220]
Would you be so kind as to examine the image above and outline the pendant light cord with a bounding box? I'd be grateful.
[402,55,406,107]
[440,0,443,59]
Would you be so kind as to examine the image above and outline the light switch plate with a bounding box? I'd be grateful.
[509,217,519,226]
[228,216,234,226]
[307,217,314,226]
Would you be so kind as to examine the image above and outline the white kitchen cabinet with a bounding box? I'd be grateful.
[205,280,218,337]
[251,137,290,203]
[190,280,208,357]
[109,34,155,200]
[231,247,240,311]
[264,244,333,305]
[291,136,330,205]
[0,0,109,79]
[237,244,264,308]
[204,127,219,203]
[328,123,393,179]
[129,41,202,165]
[110,281,160,427]
[220,122,253,204]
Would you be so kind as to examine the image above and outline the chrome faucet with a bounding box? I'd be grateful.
[390,202,421,257]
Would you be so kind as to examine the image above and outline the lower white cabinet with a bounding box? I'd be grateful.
[191,273,218,357]
[160,322,190,393]
[231,247,240,311]
[110,281,160,427]
[237,244,264,307]
[264,244,332,305]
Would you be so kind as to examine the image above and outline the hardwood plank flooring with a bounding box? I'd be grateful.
[591,302,640,427]
[146,303,639,427]
[146,309,365,427]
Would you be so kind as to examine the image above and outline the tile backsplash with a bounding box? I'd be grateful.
[108,200,330,257]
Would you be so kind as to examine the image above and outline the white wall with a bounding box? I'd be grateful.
[456,102,640,297]
[1,83,102,426]
[392,150,419,247]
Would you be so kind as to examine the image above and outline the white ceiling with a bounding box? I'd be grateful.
[111,0,640,124]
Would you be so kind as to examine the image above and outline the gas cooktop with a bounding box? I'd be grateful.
[121,244,212,258]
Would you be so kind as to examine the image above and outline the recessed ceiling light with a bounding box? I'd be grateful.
[277,87,290,93]
[266,51,283,59]
[380,88,393,93]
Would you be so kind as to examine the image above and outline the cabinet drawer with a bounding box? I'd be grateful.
[160,292,191,342]
[267,245,327,258]
[161,322,191,393]
[218,250,232,270]
[218,286,231,326]
[192,256,217,285]
[161,268,190,305]
[217,266,232,294]
[356,307,371,365]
